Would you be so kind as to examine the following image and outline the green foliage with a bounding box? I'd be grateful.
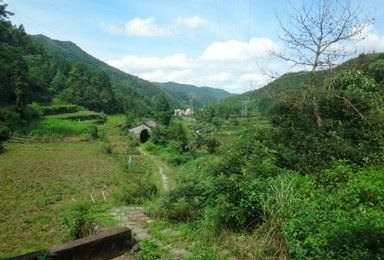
[277,163,384,259]
[40,104,79,115]
[37,250,56,260]
[27,118,98,139]
[168,152,194,166]
[159,130,284,231]
[186,249,219,259]
[60,201,94,240]
[258,68,384,173]
[206,138,221,154]
[154,92,172,126]
[112,156,158,204]
[144,141,162,154]
[139,238,162,260]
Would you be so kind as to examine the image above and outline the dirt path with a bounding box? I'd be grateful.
[138,146,169,191]
[108,147,188,259]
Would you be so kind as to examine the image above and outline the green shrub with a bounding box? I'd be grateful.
[284,193,384,259]
[0,121,9,141]
[84,124,98,139]
[139,238,162,260]
[282,164,384,259]
[144,141,161,153]
[60,201,95,240]
[113,163,158,205]
[206,138,221,154]
[168,152,194,166]
[158,181,206,221]
[24,103,44,122]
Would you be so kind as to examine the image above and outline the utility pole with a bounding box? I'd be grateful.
[239,97,250,118]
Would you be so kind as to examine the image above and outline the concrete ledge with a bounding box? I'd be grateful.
[10,227,132,260]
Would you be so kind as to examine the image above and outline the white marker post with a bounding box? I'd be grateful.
[102,190,107,202]
[90,194,95,203]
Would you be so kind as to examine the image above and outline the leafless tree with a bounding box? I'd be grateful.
[271,0,374,126]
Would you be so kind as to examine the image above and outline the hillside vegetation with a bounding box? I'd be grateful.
[31,35,235,109]
[2,1,384,259]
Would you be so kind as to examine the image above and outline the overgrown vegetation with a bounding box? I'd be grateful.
[2,0,384,259]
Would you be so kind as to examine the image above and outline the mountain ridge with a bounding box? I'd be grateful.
[31,34,235,109]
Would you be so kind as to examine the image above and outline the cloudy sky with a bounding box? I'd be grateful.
[5,0,384,93]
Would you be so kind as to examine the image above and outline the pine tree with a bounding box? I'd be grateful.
[154,92,171,126]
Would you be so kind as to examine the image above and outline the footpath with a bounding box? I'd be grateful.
[108,146,189,259]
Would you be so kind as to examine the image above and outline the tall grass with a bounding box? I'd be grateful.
[29,119,98,139]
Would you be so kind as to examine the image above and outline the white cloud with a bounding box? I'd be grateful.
[174,15,206,29]
[201,37,282,62]
[207,72,230,81]
[107,54,191,71]
[107,37,285,93]
[356,24,384,52]
[102,17,169,37]
[102,15,207,38]
[139,70,165,82]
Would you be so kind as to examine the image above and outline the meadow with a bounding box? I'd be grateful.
[0,115,158,258]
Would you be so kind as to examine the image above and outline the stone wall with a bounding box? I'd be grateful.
[9,228,132,260]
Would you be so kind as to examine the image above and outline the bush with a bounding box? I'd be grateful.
[144,141,161,153]
[282,164,384,259]
[284,192,384,259]
[158,182,206,221]
[24,103,44,122]
[84,124,98,139]
[60,201,95,240]
[206,138,221,154]
[139,239,162,260]
[0,122,9,141]
[168,152,194,166]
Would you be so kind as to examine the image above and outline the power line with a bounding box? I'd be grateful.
[214,0,224,41]
[10,7,65,41]
[247,0,252,44]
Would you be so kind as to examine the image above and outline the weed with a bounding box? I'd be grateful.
[60,201,95,240]
[139,238,162,260]
[37,250,56,260]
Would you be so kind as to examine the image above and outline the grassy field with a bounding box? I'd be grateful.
[0,141,119,257]
[0,123,158,259]
[45,110,100,120]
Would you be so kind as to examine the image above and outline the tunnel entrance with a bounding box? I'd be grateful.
[140,129,150,143]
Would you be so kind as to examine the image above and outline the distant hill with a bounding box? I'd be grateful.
[238,52,384,114]
[31,35,232,109]
[31,35,183,108]
[154,82,236,108]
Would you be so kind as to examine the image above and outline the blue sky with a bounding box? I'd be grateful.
[5,0,384,93]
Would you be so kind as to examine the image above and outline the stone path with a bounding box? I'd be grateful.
[109,147,188,259]
[110,206,189,259]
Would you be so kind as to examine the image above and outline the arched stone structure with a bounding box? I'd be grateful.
[127,120,156,143]
[140,129,150,143]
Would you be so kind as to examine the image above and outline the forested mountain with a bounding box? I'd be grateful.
[32,35,231,109]
[154,82,235,108]
[30,35,186,108]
